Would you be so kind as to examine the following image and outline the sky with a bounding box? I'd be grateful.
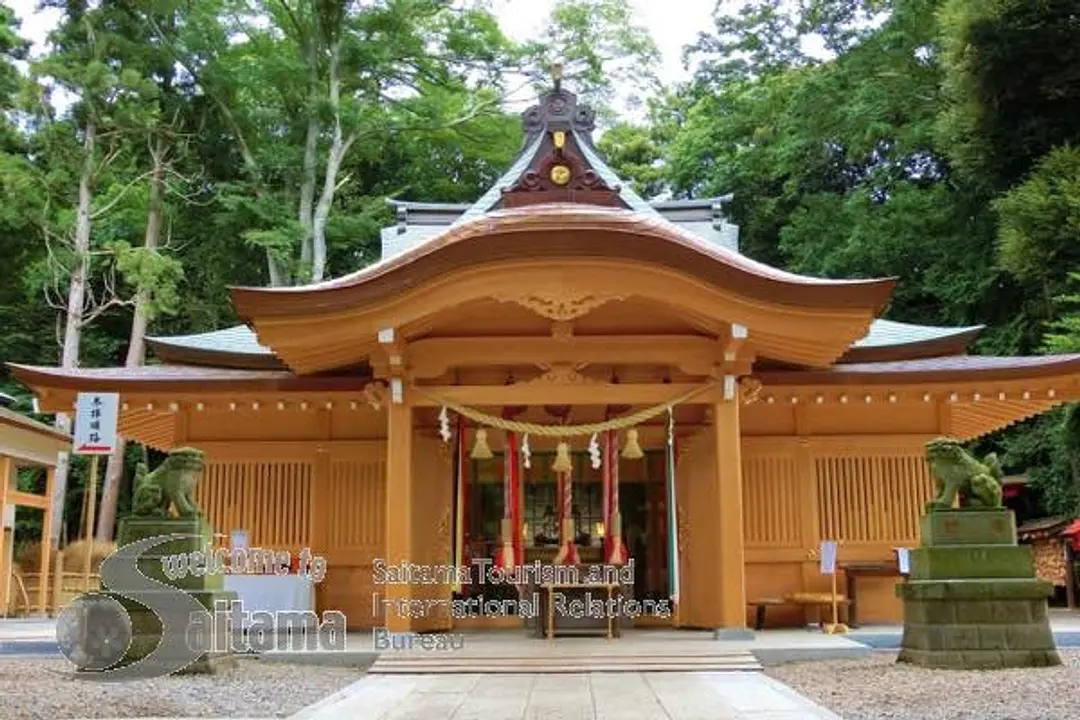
[6,0,717,88]
[489,0,715,86]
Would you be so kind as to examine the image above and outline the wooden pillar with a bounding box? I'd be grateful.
[797,440,820,596]
[714,398,747,630]
[0,458,12,617]
[1066,542,1076,610]
[39,467,55,614]
[384,401,413,632]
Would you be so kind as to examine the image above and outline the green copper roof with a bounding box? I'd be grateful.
[452,133,545,226]
[850,319,983,348]
[148,326,270,356]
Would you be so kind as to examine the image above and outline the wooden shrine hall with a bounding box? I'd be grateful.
[11,78,1080,633]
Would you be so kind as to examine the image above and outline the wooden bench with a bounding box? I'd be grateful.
[748,594,851,630]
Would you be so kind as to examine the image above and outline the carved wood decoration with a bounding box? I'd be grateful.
[526,363,600,386]
[551,320,574,342]
[740,377,763,404]
[362,381,388,411]
[492,290,625,321]
[500,84,622,208]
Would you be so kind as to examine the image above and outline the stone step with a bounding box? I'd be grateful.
[369,652,762,674]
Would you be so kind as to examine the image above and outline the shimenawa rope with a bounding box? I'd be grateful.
[416,380,719,437]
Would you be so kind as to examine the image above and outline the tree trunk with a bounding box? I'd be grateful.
[95,133,168,541]
[50,118,97,544]
[298,113,318,274]
[298,37,320,278]
[311,40,354,283]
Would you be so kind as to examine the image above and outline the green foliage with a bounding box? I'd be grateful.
[1043,273,1080,356]
[995,146,1080,311]
[937,0,1080,189]
[669,0,1080,516]
[596,122,665,199]
[523,0,660,120]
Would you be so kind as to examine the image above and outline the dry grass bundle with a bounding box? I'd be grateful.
[12,541,59,574]
[60,539,117,571]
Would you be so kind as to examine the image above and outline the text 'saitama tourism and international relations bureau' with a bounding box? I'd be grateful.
[11,75,1080,634]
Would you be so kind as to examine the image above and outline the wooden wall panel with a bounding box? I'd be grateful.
[742,450,800,548]
[814,452,933,546]
[197,460,313,550]
[329,406,387,440]
[194,441,388,630]
[188,410,323,442]
[741,404,797,436]
[187,405,385,443]
[740,436,935,625]
[317,445,387,629]
[797,404,939,436]
[325,458,385,551]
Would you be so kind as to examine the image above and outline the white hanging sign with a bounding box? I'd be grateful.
[231,530,249,549]
[819,540,838,575]
[73,392,119,455]
[895,547,911,575]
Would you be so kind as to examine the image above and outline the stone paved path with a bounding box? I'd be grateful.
[292,672,840,720]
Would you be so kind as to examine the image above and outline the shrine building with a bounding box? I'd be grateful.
[11,81,1080,632]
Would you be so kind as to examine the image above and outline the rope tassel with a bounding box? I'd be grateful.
[471,428,493,459]
[552,441,573,473]
[621,428,643,459]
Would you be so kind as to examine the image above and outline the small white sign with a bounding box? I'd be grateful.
[231,530,249,549]
[895,547,911,574]
[820,540,838,575]
[73,393,119,455]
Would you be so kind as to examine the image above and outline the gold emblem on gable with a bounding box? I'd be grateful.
[550,164,571,185]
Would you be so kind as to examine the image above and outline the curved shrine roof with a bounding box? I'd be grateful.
[230,204,897,319]
[146,318,986,369]
[11,353,1080,392]
[756,353,1080,385]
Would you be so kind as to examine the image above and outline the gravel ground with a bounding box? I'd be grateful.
[0,656,361,720]
[768,650,1080,720]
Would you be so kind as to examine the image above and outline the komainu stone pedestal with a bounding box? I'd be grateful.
[108,515,237,674]
[897,510,1061,669]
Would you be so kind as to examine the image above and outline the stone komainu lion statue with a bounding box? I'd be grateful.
[924,437,1004,511]
[131,447,205,517]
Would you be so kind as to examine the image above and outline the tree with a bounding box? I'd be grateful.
[937,0,1080,191]
[994,146,1080,322]
[523,0,660,121]
[22,0,184,542]
[133,0,516,286]
[91,0,195,540]
[596,121,666,199]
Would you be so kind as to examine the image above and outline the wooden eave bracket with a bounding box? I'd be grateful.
[710,322,755,382]
[376,327,406,404]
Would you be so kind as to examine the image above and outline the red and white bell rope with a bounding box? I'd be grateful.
[604,429,627,565]
[552,458,580,565]
[494,430,519,570]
